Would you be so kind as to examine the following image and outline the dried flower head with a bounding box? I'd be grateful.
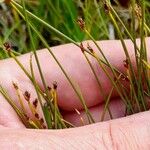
[35,113,40,119]
[24,114,30,121]
[80,43,85,53]
[87,43,94,53]
[24,91,31,102]
[77,17,85,30]
[33,99,38,108]
[103,1,110,13]
[123,59,129,69]
[3,42,11,52]
[47,86,51,91]
[40,118,44,124]
[12,82,19,90]
[53,81,57,90]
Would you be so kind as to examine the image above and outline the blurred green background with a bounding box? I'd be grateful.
[0,0,150,59]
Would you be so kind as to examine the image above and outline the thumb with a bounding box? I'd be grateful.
[0,111,150,149]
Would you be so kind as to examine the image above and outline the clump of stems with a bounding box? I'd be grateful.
[0,0,150,129]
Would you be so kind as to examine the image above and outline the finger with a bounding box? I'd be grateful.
[0,94,25,128]
[63,98,125,126]
[1,38,150,111]
[0,111,150,149]
[0,72,46,127]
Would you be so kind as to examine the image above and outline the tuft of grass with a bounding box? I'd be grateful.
[0,0,150,129]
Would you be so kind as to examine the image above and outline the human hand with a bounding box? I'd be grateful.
[0,39,150,149]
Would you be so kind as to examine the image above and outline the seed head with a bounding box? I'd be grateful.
[123,59,129,69]
[3,42,11,52]
[40,118,44,124]
[24,91,31,102]
[103,1,110,13]
[87,43,94,53]
[80,43,85,53]
[12,82,18,90]
[33,99,38,108]
[77,17,85,30]
[47,86,51,91]
[53,81,57,90]
[24,114,29,121]
[35,113,40,119]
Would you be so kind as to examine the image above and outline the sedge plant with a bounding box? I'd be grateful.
[0,0,150,129]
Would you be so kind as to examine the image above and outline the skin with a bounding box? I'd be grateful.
[0,38,150,149]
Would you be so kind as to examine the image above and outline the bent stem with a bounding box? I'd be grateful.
[80,43,113,119]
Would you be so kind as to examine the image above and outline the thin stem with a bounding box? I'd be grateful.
[85,29,133,112]
[101,86,114,121]
[83,50,113,119]
[93,52,134,113]
[11,3,95,124]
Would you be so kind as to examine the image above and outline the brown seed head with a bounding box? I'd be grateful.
[3,42,11,52]
[77,17,85,30]
[123,59,129,69]
[80,43,85,53]
[33,99,38,108]
[87,43,94,53]
[12,82,18,90]
[40,118,44,124]
[103,1,110,13]
[47,86,52,91]
[35,113,40,119]
[24,114,30,121]
[24,91,31,102]
[53,81,57,90]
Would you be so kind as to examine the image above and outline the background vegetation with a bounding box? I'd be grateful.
[0,0,149,58]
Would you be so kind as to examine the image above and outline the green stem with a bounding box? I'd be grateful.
[85,29,133,112]
[11,2,95,124]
